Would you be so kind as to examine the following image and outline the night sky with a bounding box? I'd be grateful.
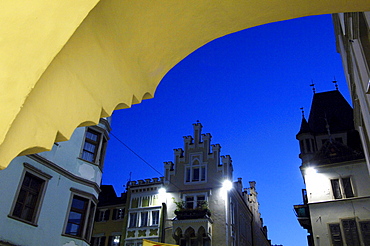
[102,14,351,246]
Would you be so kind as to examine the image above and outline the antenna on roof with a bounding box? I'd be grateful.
[300,107,305,119]
[310,81,316,94]
[332,77,338,91]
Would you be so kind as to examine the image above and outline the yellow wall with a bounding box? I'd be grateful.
[1,1,370,169]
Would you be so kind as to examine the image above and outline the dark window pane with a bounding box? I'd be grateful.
[141,212,148,227]
[152,210,159,225]
[186,168,190,182]
[342,178,354,198]
[201,167,206,181]
[86,131,99,141]
[360,221,370,245]
[192,168,199,181]
[12,172,44,223]
[81,129,101,163]
[342,219,360,246]
[72,197,88,210]
[129,213,137,228]
[65,196,88,237]
[331,179,342,199]
[68,211,83,223]
[329,223,343,246]
[66,223,80,235]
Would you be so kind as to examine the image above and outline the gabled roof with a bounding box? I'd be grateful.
[307,90,354,134]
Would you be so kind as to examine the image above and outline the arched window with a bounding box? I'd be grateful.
[185,159,206,183]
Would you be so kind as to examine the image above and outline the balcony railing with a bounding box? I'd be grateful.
[174,209,211,220]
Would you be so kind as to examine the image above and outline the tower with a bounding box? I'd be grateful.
[294,90,370,245]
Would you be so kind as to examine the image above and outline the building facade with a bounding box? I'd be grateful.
[294,90,370,246]
[332,12,370,174]
[105,123,270,246]
[123,178,165,246]
[0,118,111,246]
[92,185,127,246]
[162,123,270,246]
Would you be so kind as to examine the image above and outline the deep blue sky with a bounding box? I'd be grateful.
[103,14,350,246]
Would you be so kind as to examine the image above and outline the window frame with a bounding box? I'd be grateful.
[128,209,161,228]
[80,127,108,169]
[183,193,207,209]
[331,177,355,199]
[62,188,97,242]
[8,163,51,226]
[96,208,110,222]
[184,158,207,184]
[113,207,125,220]
[91,235,106,246]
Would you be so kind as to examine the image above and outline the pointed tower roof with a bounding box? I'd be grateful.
[297,117,310,135]
[307,90,354,134]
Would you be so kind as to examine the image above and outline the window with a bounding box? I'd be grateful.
[108,235,121,246]
[329,223,343,246]
[10,165,51,225]
[184,194,207,209]
[96,209,110,222]
[140,212,148,227]
[142,196,149,207]
[91,236,106,246]
[129,213,137,228]
[331,177,355,199]
[360,221,370,245]
[185,159,206,183]
[131,198,139,208]
[151,210,159,226]
[128,210,160,228]
[342,219,360,246]
[64,191,96,240]
[113,208,125,220]
[81,128,108,167]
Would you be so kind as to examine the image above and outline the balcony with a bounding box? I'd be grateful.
[174,209,211,220]
[293,204,311,230]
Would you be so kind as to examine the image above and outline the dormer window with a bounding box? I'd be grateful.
[185,159,206,183]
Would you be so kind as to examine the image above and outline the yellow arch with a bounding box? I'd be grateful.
[1,0,370,169]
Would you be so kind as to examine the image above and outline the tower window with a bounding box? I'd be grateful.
[331,177,355,199]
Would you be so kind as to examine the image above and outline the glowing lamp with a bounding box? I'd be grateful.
[222,180,233,191]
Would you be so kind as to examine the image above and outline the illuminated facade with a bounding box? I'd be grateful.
[0,119,111,246]
[162,123,270,246]
[123,178,165,246]
[294,90,370,245]
[96,123,271,246]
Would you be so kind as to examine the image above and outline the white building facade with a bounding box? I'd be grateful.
[118,123,270,246]
[162,123,270,246]
[294,90,370,246]
[0,118,111,246]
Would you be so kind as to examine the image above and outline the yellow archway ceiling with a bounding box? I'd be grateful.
[1,0,369,169]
